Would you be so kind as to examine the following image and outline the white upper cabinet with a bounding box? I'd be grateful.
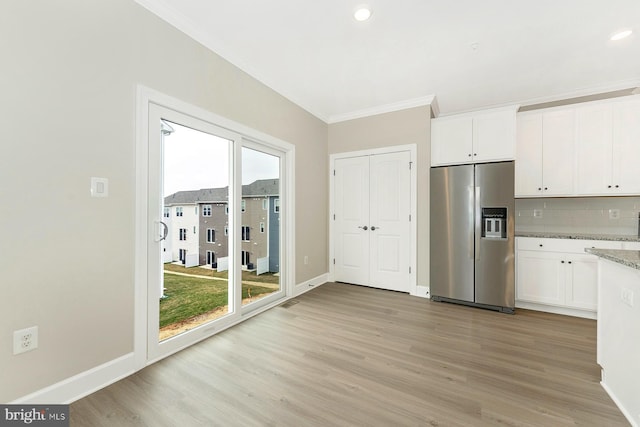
[431,116,473,165]
[575,103,613,195]
[515,109,575,197]
[612,98,640,194]
[516,95,640,198]
[576,97,640,195]
[431,106,517,166]
[515,114,543,196]
[541,109,575,196]
[473,109,517,162]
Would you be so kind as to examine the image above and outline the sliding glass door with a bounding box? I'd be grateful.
[145,102,288,362]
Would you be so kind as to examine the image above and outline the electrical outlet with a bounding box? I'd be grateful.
[304,256,309,265]
[13,326,38,355]
[533,209,543,218]
[621,288,634,307]
[609,209,620,220]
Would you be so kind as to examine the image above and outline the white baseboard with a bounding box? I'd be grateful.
[411,285,430,298]
[601,381,638,427]
[11,275,329,405]
[11,353,136,405]
[515,301,596,319]
[293,273,329,297]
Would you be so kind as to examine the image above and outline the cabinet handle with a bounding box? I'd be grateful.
[468,154,472,157]
[615,185,619,188]
[539,244,543,247]
[568,261,572,264]
[561,260,565,263]
[544,187,548,190]
[608,185,612,188]
[473,153,477,156]
[538,187,542,191]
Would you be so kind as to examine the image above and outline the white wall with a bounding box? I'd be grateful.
[0,0,327,402]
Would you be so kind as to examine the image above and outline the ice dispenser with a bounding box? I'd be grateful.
[481,207,507,239]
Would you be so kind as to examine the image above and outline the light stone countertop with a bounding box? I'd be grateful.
[585,248,640,270]
[515,231,640,242]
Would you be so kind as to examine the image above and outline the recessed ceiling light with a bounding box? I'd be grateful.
[610,29,632,41]
[354,6,372,22]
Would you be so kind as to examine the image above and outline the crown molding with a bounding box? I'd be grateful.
[328,95,436,124]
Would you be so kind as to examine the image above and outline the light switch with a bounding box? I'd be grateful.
[91,177,109,197]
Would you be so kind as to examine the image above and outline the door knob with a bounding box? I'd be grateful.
[358,225,368,230]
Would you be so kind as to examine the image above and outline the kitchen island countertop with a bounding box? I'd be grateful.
[585,248,640,270]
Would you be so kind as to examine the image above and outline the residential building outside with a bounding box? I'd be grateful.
[163,179,280,273]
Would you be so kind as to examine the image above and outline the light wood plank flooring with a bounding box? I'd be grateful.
[70,282,628,426]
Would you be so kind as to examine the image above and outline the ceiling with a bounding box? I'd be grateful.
[135,0,640,123]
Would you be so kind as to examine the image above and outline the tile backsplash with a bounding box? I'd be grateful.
[515,197,640,236]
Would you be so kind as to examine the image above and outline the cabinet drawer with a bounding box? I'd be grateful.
[516,237,622,253]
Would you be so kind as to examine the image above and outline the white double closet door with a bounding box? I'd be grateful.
[333,151,411,292]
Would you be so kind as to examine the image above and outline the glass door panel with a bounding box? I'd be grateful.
[158,120,231,341]
[240,146,282,307]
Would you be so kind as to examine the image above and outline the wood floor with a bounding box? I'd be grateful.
[70,282,629,426]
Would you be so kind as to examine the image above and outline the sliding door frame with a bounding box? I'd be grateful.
[135,86,295,369]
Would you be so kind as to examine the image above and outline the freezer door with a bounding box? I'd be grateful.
[475,162,515,308]
[430,165,475,302]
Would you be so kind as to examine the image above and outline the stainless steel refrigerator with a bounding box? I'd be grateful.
[430,161,515,313]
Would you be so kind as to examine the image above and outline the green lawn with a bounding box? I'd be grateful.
[163,263,279,284]
[159,271,278,328]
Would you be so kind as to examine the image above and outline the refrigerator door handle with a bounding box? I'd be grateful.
[468,185,475,260]
[475,186,481,260]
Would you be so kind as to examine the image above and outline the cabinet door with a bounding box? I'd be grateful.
[515,113,543,196]
[542,109,575,196]
[516,250,565,305]
[612,98,640,195]
[575,103,613,195]
[565,255,598,311]
[431,116,473,166]
[473,109,516,163]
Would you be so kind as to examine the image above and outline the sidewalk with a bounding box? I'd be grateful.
[164,270,280,289]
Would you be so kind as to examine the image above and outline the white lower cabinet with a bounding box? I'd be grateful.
[564,254,598,311]
[515,237,622,317]
[517,251,565,306]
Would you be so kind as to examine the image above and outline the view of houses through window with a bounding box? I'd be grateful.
[159,121,281,341]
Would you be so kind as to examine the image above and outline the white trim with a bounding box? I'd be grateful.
[134,86,150,370]
[329,143,418,160]
[133,1,326,122]
[328,95,436,124]
[601,381,638,427]
[515,301,596,320]
[413,285,430,299]
[293,273,329,297]
[11,271,324,405]
[435,79,640,118]
[434,103,520,119]
[517,78,640,111]
[329,144,418,295]
[11,353,136,404]
[137,86,295,152]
